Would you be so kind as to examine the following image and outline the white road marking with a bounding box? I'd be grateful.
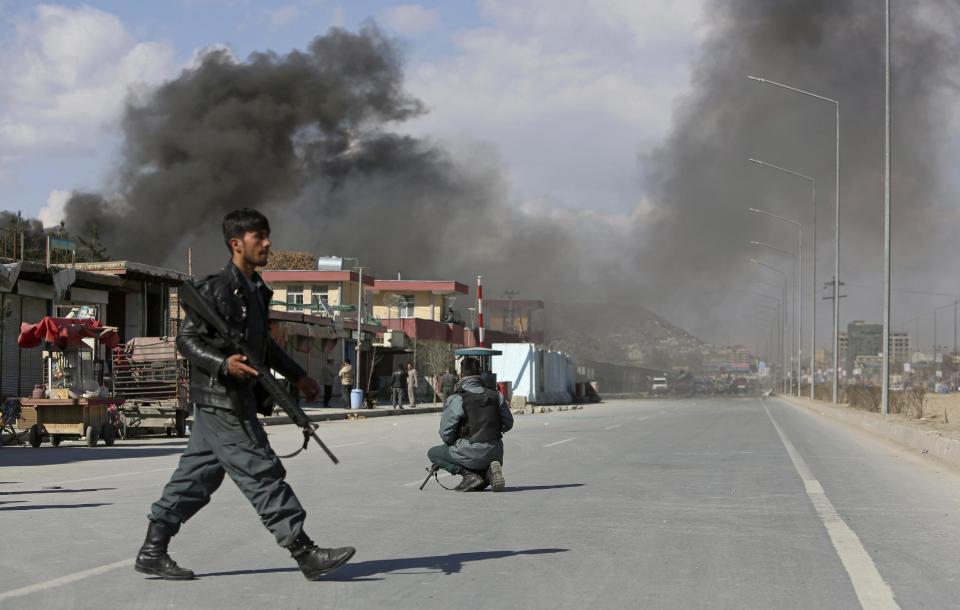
[329,441,366,448]
[763,404,900,610]
[604,424,622,430]
[402,471,455,487]
[0,558,133,603]
[544,437,576,447]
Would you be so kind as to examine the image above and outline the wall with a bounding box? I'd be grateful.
[491,342,574,404]
[270,282,346,313]
[371,291,445,322]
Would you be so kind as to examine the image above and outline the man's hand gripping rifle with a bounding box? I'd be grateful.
[178,280,338,464]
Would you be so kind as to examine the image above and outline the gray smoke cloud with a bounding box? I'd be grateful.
[57,4,960,359]
[62,25,615,302]
[634,0,960,352]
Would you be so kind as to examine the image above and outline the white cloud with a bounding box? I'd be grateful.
[403,0,706,214]
[38,189,70,227]
[0,5,176,167]
[379,4,441,36]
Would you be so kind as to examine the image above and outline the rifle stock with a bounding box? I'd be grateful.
[178,280,339,464]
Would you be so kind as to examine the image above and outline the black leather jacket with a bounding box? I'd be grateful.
[177,261,305,412]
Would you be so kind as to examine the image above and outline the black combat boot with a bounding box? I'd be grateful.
[486,461,505,492]
[286,533,356,580]
[134,521,195,580]
[453,470,486,492]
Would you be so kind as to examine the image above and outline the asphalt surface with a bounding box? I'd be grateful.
[2,397,960,609]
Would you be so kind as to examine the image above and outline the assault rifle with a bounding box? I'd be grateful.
[419,464,440,490]
[178,280,338,464]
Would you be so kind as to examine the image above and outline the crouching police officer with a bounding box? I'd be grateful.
[135,208,354,581]
[427,357,514,491]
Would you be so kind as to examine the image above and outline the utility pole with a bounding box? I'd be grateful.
[504,289,520,333]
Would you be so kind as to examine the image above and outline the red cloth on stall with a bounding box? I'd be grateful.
[17,317,119,350]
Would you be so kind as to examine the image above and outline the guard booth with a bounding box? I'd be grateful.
[453,347,502,392]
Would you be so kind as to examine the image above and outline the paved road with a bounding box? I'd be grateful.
[2,397,960,609]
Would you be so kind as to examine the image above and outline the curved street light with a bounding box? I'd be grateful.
[748,74,841,405]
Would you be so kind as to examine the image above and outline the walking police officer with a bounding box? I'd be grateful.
[135,209,355,581]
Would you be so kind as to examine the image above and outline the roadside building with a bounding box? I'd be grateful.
[483,299,545,343]
[846,322,881,375]
[260,265,378,404]
[73,260,190,341]
[370,279,469,323]
[0,260,122,396]
[844,321,910,376]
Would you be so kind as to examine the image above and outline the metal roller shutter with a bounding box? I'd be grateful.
[19,297,47,395]
[1,294,21,397]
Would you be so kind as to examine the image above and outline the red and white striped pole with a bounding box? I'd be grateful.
[477,274,485,347]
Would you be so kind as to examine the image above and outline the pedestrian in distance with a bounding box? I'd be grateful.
[391,365,406,409]
[320,358,335,407]
[339,358,354,406]
[427,357,514,491]
[406,362,418,408]
[135,208,355,581]
[440,367,458,405]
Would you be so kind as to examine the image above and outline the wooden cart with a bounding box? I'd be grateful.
[19,398,124,448]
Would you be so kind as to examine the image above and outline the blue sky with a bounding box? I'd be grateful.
[0,1,705,226]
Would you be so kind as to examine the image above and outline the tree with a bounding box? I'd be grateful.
[263,251,316,270]
[415,339,455,403]
[75,222,110,262]
[384,293,407,319]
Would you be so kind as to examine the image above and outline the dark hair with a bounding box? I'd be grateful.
[460,357,481,377]
[222,208,270,252]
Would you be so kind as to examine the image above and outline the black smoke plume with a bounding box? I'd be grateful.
[635,0,960,347]
[62,25,610,300]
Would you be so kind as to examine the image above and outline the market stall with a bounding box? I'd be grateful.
[16,316,123,447]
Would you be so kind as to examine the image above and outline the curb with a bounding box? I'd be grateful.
[778,395,960,471]
[260,405,444,426]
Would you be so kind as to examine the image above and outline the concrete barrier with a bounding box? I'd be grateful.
[779,395,960,471]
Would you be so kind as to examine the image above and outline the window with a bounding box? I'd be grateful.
[401,294,415,318]
[286,287,304,312]
[310,285,329,314]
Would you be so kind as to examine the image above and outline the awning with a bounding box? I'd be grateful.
[18,316,119,350]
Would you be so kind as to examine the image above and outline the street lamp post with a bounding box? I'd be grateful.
[751,243,798,394]
[751,259,790,392]
[748,75,840,404]
[881,0,892,415]
[755,304,780,389]
[752,296,784,391]
[748,206,803,398]
[749,158,817,399]
[753,282,787,392]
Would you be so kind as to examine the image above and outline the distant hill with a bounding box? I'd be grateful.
[541,302,705,369]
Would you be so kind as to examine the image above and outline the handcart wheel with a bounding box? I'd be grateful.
[101,423,116,446]
[28,424,42,448]
[85,425,98,447]
[51,435,61,447]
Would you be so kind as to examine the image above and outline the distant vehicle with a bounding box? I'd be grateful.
[734,377,748,393]
[651,376,669,395]
[890,383,904,392]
